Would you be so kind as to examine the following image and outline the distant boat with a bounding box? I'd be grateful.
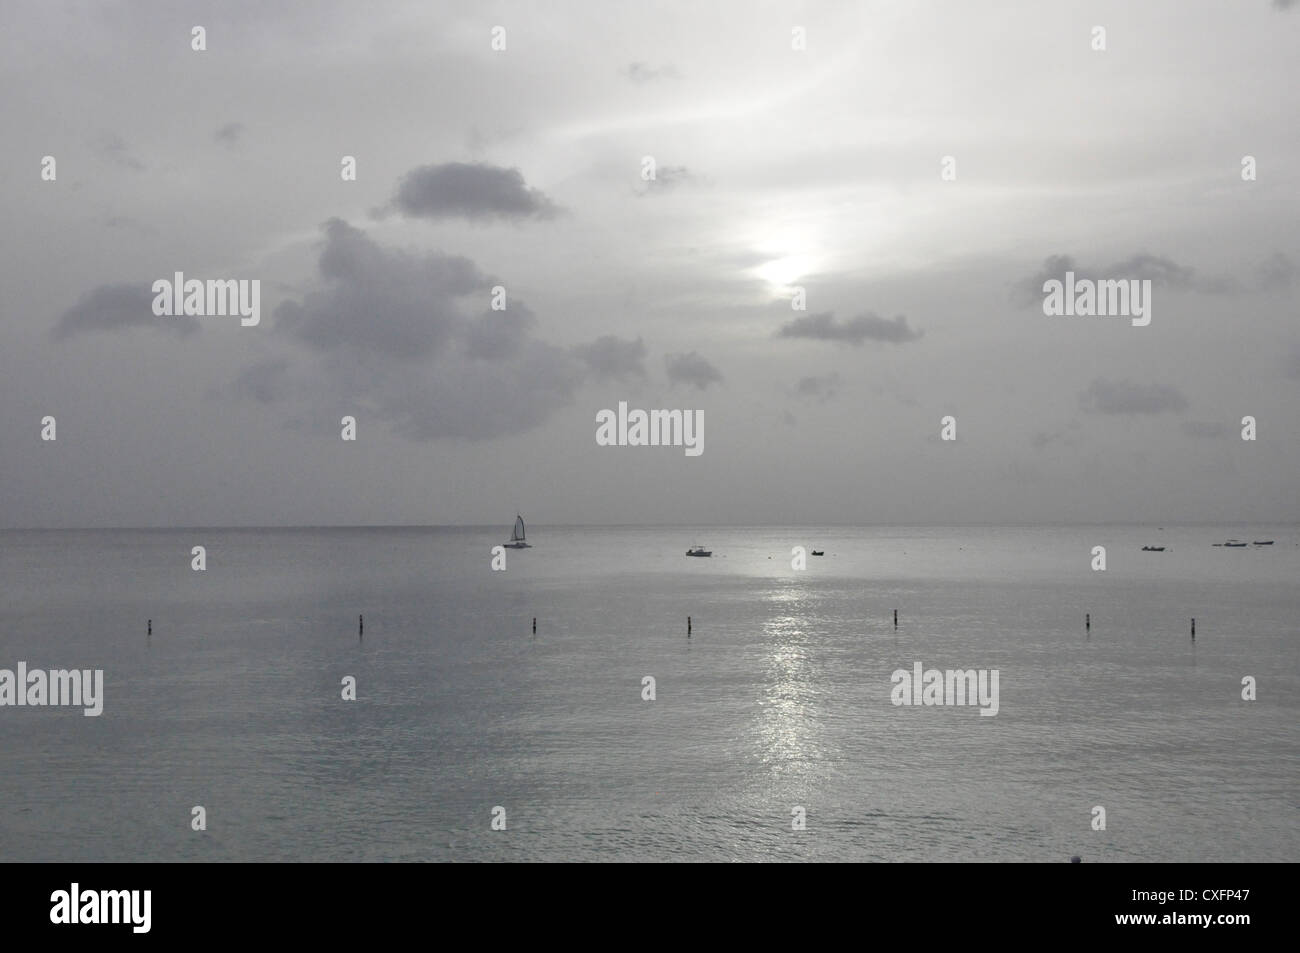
[1224,540,1247,548]
[503,514,531,549]
[1253,540,1274,546]
[686,545,712,557]
[811,550,825,556]
[1141,546,1165,552]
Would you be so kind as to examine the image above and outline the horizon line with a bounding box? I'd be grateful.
[2,520,1296,532]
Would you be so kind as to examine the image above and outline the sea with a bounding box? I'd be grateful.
[0,524,1296,862]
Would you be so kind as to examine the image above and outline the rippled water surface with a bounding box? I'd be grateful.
[0,524,1296,861]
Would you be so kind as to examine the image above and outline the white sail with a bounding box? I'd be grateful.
[504,513,531,548]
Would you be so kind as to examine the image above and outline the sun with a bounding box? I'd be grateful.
[754,254,815,289]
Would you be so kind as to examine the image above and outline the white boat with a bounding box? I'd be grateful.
[686,545,711,557]
[504,514,531,549]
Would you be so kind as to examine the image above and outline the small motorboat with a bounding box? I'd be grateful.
[1253,540,1274,546]
[1141,546,1165,552]
[810,550,824,556]
[1224,540,1248,548]
[686,546,712,557]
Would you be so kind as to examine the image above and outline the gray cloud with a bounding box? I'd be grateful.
[90,132,145,172]
[1182,420,1229,439]
[637,165,695,196]
[262,219,597,441]
[1284,347,1300,380]
[777,311,923,346]
[235,358,291,403]
[794,373,840,401]
[1080,378,1188,415]
[214,122,245,147]
[665,351,723,389]
[624,62,679,83]
[1256,252,1296,291]
[372,340,585,441]
[102,215,157,236]
[465,304,537,361]
[388,161,559,222]
[274,218,490,359]
[52,283,199,340]
[573,335,647,381]
[1015,252,1277,306]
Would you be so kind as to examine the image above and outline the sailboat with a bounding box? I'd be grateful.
[503,513,531,549]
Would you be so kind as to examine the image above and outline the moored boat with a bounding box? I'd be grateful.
[503,513,531,549]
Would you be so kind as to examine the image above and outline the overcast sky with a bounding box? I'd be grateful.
[1,0,1297,528]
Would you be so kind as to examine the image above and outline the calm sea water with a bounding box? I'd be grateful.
[0,524,1296,862]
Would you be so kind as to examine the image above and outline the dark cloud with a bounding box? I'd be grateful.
[90,132,145,172]
[638,165,695,195]
[1284,347,1300,380]
[388,162,559,222]
[214,122,245,147]
[665,351,723,389]
[274,218,490,359]
[261,220,593,441]
[465,304,536,360]
[372,341,584,441]
[1181,420,1229,439]
[623,62,679,83]
[572,335,647,381]
[234,358,290,403]
[794,373,840,401]
[1015,252,1257,306]
[102,215,157,236]
[776,311,923,346]
[1079,378,1188,415]
[52,283,199,340]
[1256,252,1296,292]
[1106,253,1199,288]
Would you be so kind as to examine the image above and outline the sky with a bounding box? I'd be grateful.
[0,0,1297,528]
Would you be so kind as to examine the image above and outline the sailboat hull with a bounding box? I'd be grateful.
[503,542,531,549]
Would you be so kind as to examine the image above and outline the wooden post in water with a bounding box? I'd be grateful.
[1191,618,1195,640]
[1086,613,1090,632]
[893,609,898,628]
[687,616,692,636]
[147,619,152,636]
[532,617,536,634]
[359,614,363,638]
